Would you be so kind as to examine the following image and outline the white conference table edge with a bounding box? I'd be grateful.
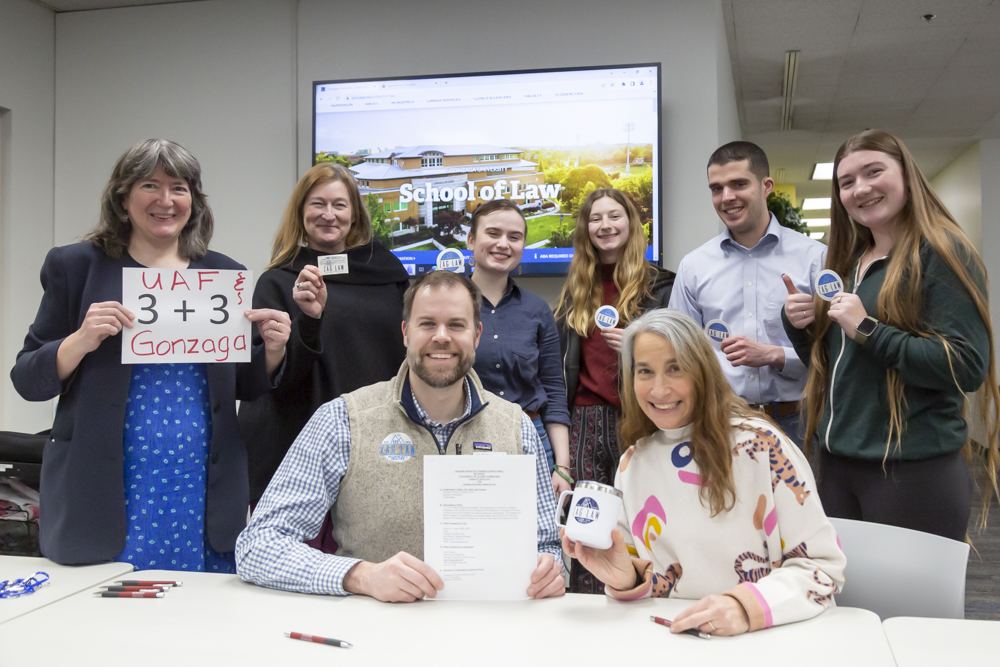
[2,569,898,666]
[0,555,134,625]
[882,615,1000,666]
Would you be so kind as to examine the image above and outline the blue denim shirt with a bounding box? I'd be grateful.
[473,279,570,426]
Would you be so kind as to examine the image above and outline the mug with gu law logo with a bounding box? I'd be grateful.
[557,481,624,550]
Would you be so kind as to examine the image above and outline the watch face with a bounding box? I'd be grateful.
[857,318,877,336]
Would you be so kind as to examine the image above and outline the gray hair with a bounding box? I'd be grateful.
[621,308,715,378]
[87,139,213,259]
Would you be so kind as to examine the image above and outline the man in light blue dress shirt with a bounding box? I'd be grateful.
[668,142,826,445]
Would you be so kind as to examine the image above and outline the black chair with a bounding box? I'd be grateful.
[0,430,47,487]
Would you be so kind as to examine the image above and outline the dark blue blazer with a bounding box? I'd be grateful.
[11,242,273,564]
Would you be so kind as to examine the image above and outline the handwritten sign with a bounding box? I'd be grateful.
[121,268,252,364]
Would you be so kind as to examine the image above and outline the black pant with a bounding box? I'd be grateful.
[816,448,973,541]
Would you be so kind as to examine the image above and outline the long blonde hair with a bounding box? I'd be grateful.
[555,189,653,335]
[803,129,1000,518]
[268,163,372,269]
[620,309,771,516]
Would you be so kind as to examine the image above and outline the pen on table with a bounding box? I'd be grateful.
[115,580,182,587]
[97,591,164,598]
[101,586,169,592]
[286,632,353,649]
[650,615,712,640]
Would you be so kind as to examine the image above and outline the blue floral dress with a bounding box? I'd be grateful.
[115,364,236,573]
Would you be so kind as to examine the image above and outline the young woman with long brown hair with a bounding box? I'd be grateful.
[562,309,844,636]
[555,188,674,593]
[783,129,1000,540]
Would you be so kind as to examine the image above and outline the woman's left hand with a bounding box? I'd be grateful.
[670,594,750,637]
[245,308,291,374]
[826,293,867,340]
[601,327,624,352]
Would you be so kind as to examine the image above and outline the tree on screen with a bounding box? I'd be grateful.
[612,170,653,221]
[559,165,612,211]
[432,209,467,246]
[367,193,392,248]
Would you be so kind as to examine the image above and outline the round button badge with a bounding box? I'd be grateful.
[594,305,620,329]
[704,319,731,343]
[815,269,844,301]
[435,248,466,273]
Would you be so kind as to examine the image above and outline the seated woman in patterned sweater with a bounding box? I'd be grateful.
[561,309,845,636]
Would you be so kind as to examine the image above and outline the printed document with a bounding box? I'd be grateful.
[423,455,537,600]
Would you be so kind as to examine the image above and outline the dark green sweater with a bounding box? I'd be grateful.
[783,243,989,460]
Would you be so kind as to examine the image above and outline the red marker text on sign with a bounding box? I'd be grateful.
[129,329,247,362]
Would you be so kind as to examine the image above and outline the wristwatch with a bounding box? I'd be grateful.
[854,316,878,346]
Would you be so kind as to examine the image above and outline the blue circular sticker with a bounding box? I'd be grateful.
[380,432,415,462]
[815,270,844,301]
[704,319,731,343]
[572,496,600,524]
[435,248,466,273]
[594,305,620,329]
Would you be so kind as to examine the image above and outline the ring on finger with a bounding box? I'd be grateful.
[707,621,717,633]
[295,282,307,290]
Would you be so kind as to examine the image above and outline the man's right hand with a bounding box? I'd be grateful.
[783,274,815,329]
[342,552,444,602]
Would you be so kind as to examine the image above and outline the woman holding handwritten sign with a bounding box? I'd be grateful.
[11,139,289,569]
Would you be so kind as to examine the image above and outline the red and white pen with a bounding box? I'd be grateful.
[650,615,711,639]
[115,580,181,587]
[101,586,169,592]
[97,591,164,598]
[286,632,352,649]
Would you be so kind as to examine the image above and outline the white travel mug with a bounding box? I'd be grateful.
[557,481,623,550]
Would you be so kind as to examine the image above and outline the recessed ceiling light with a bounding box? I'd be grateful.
[922,13,936,22]
[811,163,834,180]
[802,198,832,210]
[806,219,830,228]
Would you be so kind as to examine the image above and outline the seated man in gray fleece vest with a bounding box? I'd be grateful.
[236,270,564,602]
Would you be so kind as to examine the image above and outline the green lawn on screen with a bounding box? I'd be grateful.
[525,214,566,247]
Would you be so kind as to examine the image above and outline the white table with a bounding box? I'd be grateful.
[0,555,134,625]
[883,616,1000,666]
[0,569,895,666]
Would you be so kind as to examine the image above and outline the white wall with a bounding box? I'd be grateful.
[0,0,56,432]
[54,0,298,272]
[982,140,1000,359]
[296,0,739,303]
[931,142,982,253]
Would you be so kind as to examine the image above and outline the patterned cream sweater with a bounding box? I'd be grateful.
[606,417,846,631]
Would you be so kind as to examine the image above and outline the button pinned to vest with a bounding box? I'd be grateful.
[380,432,416,462]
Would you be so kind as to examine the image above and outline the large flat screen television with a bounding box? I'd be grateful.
[313,63,661,276]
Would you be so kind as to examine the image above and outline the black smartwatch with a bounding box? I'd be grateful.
[855,316,878,346]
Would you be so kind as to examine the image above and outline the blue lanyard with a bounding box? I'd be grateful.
[0,571,49,598]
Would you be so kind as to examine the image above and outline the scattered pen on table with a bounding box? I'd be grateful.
[115,580,181,587]
[96,591,164,598]
[101,586,169,592]
[286,632,353,649]
[650,615,712,640]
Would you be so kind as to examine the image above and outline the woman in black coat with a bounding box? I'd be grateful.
[239,164,409,522]
[11,139,290,567]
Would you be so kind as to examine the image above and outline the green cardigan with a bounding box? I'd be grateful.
[783,242,989,461]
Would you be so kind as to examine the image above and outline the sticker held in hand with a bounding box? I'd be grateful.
[704,319,731,343]
[815,270,844,301]
[317,254,348,275]
[594,305,620,329]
